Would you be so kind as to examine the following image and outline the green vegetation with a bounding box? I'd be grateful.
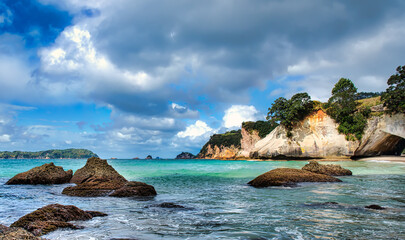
[198,130,242,156]
[242,121,278,138]
[325,78,369,141]
[0,149,98,159]
[381,65,405,113]
[266,92,314,138]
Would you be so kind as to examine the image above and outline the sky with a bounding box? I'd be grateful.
[0,0,404,158]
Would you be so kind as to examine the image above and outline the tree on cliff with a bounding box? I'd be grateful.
[267,92,313,138]
[381,65,405,113]
[326,78,369,140]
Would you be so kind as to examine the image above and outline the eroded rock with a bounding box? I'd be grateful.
[109,181,157,197]
[0,224,43,240]
[70,157,126,184]
[6,163,72,185]
[10,204,106,236]
[248,168,342,188]
[302,161,352,176]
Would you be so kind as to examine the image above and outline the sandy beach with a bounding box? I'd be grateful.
[357,156,405,162]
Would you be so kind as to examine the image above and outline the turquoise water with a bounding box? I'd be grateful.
[0,159,404,239]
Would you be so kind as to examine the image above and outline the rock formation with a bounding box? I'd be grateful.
[63,157,157,197]
[251,110,359,159]
[6,163,72,185]
[70,157,126,184]
[0,224,43,239]
[354,113,405,157]
[302,161,352,176]
[10,204,106,236]
[146,155,153,159]
[175,152,196,159]
[248,168,342,188]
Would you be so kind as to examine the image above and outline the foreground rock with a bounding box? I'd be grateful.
[302,161,352,176]
[70,157,126,184]
[6,163,72,185]
[63,157,157,197]
[109,181,157,197]
[248,168,342,187]
[10,204,107,236]
[0,224,42,239]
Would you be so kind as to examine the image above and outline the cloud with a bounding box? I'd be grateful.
[0,3,13,27]
[223,105,261,129]
[176,120,214,140]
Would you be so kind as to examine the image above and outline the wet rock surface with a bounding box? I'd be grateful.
[109,181,157,197]
[6,162,72,185]
[63,157,157,197]
[248,168,342,187]
[0,224,43,240]
[146,202,186,209]
[302,161,352,176]
[10,204,106,236]
[365,204,386,210]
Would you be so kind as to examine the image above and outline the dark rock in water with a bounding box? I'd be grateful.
[302,161,352,176]
[6,162,72,185]
[110,181,157,197]
[248,168,342,188]
[147,202,186,209]
[62,157,157,197]
[145,155,152,159]
[10,204,107,236]
[365,204,386,210]
[70,157,126,184]
[63,177,126,197]
[0,224,43,240]
[175,152,196,159]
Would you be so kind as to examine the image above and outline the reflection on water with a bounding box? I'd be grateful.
[0,159,404,239]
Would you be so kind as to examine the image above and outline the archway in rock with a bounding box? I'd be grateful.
[354,132,405,157]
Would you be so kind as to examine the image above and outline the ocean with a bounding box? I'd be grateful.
[0,159,404,239]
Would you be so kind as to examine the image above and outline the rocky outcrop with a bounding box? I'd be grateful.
[10,204,106,236]
[6,163,72,185]
[238,127,261,158]
[302,161,352,176]
[146,155,152,159]
[200,144,240,159]
[0,224,43,239]
[70,157,126,184]
[248,168,342,187]
[175,152,196,159]
[109,181,157,197]
[63,157,156,197]
[251,110,359,159]
[354,113,405,157]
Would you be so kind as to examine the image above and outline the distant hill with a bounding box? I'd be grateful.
[0,149,98,159]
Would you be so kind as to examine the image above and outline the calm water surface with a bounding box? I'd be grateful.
[0,159,404,239]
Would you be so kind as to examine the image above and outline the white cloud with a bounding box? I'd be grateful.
[177,120,213,140]
[0,134,10,142]
[223,105,261,129]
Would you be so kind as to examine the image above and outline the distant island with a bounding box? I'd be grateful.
[0,149,98,159]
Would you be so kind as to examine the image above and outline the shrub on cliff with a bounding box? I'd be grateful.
[198,130,242,156]
[326,78,369,140]
[242,121,278,138]
[381,65,405,113]
[266,92,314,138]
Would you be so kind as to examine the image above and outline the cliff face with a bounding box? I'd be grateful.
[354,113,405,157]
[251,110,359,159]
[251,110,405,159]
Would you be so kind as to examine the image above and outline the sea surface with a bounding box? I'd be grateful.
[0,159,404,240]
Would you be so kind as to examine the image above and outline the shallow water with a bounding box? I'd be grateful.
[0,159,404,239]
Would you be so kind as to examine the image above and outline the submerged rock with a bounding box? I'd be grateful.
[63,157,157,197]
[147,202,186,209]
[248,168,342,188]
[6,163,72,185]
[10,204,107,236]
[109,181,157,197]
[365,204,386,210]
[302,161,352,176]
[0,224,43,240]
[70,157,126,184]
